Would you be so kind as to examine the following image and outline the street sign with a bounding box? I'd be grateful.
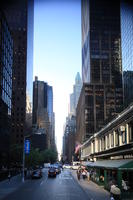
[25,139,30,154]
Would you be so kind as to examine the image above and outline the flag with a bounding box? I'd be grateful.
[75,142,81,154]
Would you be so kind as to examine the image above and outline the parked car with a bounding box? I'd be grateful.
[48,167,56,178]
[31,169,42,179]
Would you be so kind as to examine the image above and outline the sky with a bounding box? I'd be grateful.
[33,0,81,156]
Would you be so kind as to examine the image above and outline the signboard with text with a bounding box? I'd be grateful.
[25,139,30,154]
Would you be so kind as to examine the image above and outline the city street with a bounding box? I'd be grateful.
[0,169,110,200]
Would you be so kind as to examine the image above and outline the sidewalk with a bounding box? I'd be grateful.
[71,169,110,200]
[0,174,24,200]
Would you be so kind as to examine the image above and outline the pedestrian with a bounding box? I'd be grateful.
[87,171,90,181]
[82,170,87,180]
[77,169,81,180]
[8,172,11,182]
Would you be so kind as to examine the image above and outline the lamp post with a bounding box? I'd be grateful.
[22,135,30,183]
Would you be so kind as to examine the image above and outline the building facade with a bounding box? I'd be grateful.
[80,103,133,198]
[63,115,76,163]
[70,72,82,116]
[76,0,123,144]
[0,10,13,167]
[123,71,133,107]
[32,76,55,149]
[82,0,122,87]
[2,0,34,146]
[121,1,133,107]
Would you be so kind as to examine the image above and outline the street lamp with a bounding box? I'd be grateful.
[22,135,31,183]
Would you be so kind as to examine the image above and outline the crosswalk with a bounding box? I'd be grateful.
[59,171,73,180]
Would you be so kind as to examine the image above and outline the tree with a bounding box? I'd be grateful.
[43,149,58,163]
[25,148,43,168]
[10,144,23,167]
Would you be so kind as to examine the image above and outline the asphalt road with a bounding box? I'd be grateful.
[1,169,89,200]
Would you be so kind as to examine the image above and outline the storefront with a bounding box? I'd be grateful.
[86,159,133,199]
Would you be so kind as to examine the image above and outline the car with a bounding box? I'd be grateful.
[48,167,56,177]
[71,162,80,170]
[31,169,42,179]
[63,164,71,169]
[53,165,61,174]
[44,163,51,168]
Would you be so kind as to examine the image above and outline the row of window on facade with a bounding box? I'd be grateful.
[82,122,133,156]
[95,123,133,153]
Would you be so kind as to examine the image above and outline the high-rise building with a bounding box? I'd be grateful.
[47,85,53,123]
[32,76,47,126]
[1,0,34,146]
[82,0,122,87]
[76,0,123,143]
[123,71,133,107]
[121,1,133,107]
[32,76,55,149]
[0,10,13,166]
[63,115,76,163]
[70,72,82,115]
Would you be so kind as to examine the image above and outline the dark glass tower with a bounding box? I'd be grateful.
[82,0,122,86]
[0,10,13,166]
[1,0,34,146]
[32,76,48,126]
[121,1,133,107]
[32,77,55,149]
[78,0,123,142]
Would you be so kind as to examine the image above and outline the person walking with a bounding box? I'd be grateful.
[8,172,11,182]
[87,171,90,181]
[82,169,87,180]
[77,169,81,180]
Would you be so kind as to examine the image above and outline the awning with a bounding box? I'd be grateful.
[81,161,94,166]
[85,159,133,169]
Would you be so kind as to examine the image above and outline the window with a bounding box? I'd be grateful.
[115,130,119,146]
[111,133,114,147]
[98,139,100,152]
[129,123,133,142]
[107,134,109,148]
[122,131,126,144]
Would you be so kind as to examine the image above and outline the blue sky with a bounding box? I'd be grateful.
[34,0,81,155]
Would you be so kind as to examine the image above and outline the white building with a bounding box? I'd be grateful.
[70,72,82,116]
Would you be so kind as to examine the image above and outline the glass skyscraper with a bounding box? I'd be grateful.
[32,77,55,149]
[82,0,122,86]
[121,1,133,107]
[77,0,123,142]
[0,10,13,166]
[70,72,82,116]
[1,0,34,145]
